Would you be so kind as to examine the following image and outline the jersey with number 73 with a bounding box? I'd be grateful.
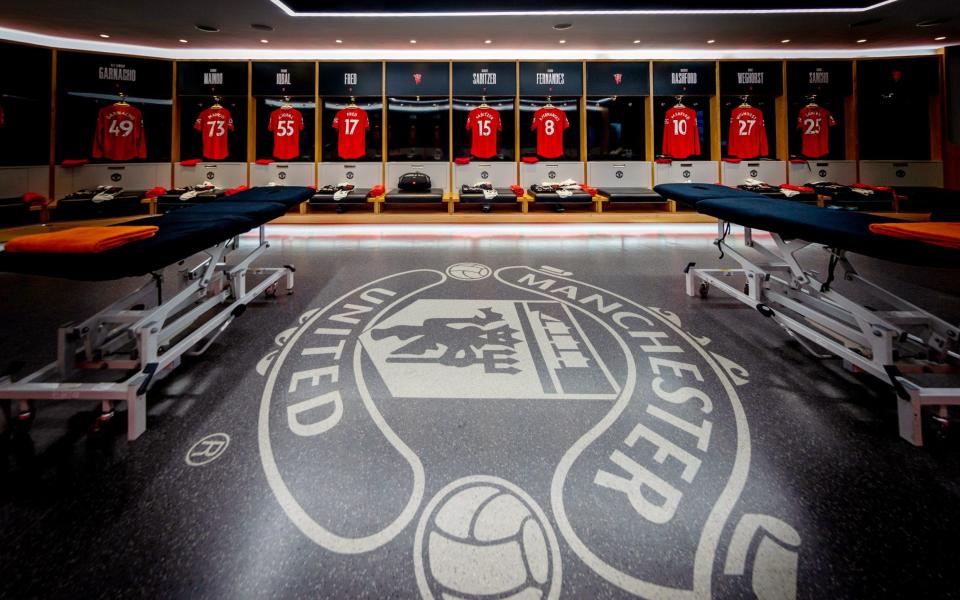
[194,107,234,161]
[333,106,370,160]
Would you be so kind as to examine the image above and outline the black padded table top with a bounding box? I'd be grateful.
[384,188,445,202]
[459,188,518,203]
[528,189,594,203]
[309,188,372,205]
[596,187,662,202]
[654,183,763,205]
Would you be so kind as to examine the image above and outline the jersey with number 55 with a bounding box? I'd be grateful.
[269,107,305,160]
[194,107,234,161]
[333,106,370,160]
[466,106,502,159]
[93,104,147,161]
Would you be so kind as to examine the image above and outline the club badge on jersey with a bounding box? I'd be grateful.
[531,106,569,159]
[332,106,370,160]
[194,107,235,161]
[93,104,147,161]
[662,106,701,159]
[466,106,502,159]
[268,107,305,160]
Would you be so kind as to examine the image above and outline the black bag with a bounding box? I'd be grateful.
[398,172,431,192]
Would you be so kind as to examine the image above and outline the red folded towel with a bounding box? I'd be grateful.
[789,159,808,164]
[224,185,249,196]
[308,184,317,190]
[509,185,525,197]
[369,185,386,197]
[521,156,539,164]
[869,222,960,250]
[180,159,201,167]
[61,159,88,168]
[781,184,815,193]
[6,226,159,254]
[144,186,168,199]
[454,157,471,165]
[580,184,599,195]
[22,192,48,206]
[853,183,892,192]
[256,159,274,165]
[722,158,742,164]
[655,158,673,164]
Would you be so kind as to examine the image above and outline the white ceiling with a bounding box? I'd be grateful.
[0,0,957,58]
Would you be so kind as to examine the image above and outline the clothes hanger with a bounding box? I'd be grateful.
[739,95,751,108]
[674,95,685,108]
[545,96,553,108]
[114,92,129,106]
[281,95,292,109]
[211,95,223,109]
[347,96,357,107]
[805,94,818,107]
[479,95,488,108]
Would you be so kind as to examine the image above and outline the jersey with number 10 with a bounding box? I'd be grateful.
[662,106,700,159]
[332,106,370,160]
[531,106,570,159]
[268,107,304,160]
[727,106,769,159]
[93,104,147,161]
[194,107,234,161]
[466,107,502,159]
[797,105,836,159]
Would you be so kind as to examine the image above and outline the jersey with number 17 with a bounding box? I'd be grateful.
[333,107,370,160]
[194,107,234,161]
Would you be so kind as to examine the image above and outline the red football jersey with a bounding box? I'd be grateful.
[466,106,502,159]
[662,106,700,159]
[93,104,147,161]
[531,106,570,159]
[332,106,370,160]
[268,107,304,160]
[727,106,769,159]
[797,105,836,159]
[194,107,234,161]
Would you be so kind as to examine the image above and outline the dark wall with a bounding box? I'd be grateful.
[0,42,51,166]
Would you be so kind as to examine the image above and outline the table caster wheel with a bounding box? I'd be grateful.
[699,282,710,298]
[12,405,35,435]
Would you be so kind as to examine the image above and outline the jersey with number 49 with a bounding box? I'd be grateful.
[727,106,769,159]
[194,107,234,161]
[333,106,370,160]
[797,105,836,159]
[268,107,304,160]
[93,104,147,161]
[466,107,502,159]
[662,106,700,159]
[531,106,569,159]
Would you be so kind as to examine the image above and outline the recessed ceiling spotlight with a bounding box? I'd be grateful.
[409,39,417,44]
[632,39,641,44]
[553,23,573,30]
[558,39,567,44]
[856,38,867,43]
[916,17,951,28]
[335,39,343,43]
[251,23,274,32]
[707,39,716,44]
[99,33,110,38]
[484,39,492,44]
[781,39,791,43]
[178,39,188,43]
[195,24,220,33]
[935,36,947,41]
[260,39,269,44]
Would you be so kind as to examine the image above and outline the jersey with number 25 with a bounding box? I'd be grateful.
[194,107,234,161]
[797,105,836,159]
[466,106,502,159]
[333,106,370,160]
[269,107,304,160]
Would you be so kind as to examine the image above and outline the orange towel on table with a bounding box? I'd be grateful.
[5,226,159,254]
[868,222,960,250]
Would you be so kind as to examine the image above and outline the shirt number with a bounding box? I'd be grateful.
[276,121,295,137]
[109,119,133,137]
[477,119,492,137]
[738,119,756,136]
[804,117,822,135]
[207,121,226,137]
[544,120,556,136]
[673,119,688,136]
[344,119,359,135]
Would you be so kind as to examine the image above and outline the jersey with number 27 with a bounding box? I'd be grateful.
[727,106,769,159]
[797,106,836,159]
[466,107,502,159]
[531,106,570,159]
[194,107,234,161]
[333,107,370,160]
[269,107,304,160]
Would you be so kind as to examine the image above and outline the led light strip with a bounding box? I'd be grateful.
[0,27,942,60]
[270,0,899,17]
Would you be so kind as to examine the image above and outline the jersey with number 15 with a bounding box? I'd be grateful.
[466,106,502,159]
[333,106,370,160]
[268,107,304,160]
[194,107,234,161]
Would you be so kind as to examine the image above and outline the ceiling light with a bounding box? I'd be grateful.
[484,39,492,44]
[707,39,716,44]
[558,39,567,44]
[251,23,274,31]
[935,36,947,41]
[856,38,867,43]
[916,18,951,28]
[260,39,269,43]
[335,39,343,43]
[781,39,791,43]
[99,34,110,38]
[553,23,573,30]
[178,39,188,43]
[195,24,219,33]
[409,39,417,44]
[632,39,641,44]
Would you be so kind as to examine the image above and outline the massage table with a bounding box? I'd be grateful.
[0,186,313,440]
[655,183,960,446]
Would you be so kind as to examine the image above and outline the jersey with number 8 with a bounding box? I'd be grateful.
[194,107,234,161]
[466,106,502,159]
[268,107,305,160]
[333,106,370,160]
[531,106,569,159]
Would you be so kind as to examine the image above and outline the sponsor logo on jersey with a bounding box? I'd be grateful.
[671,70,697,85]
[98,65,136,82]
[276,70,292,86]
[204,70,224,86]
[257,264,802,598]
[537,70,566,86]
